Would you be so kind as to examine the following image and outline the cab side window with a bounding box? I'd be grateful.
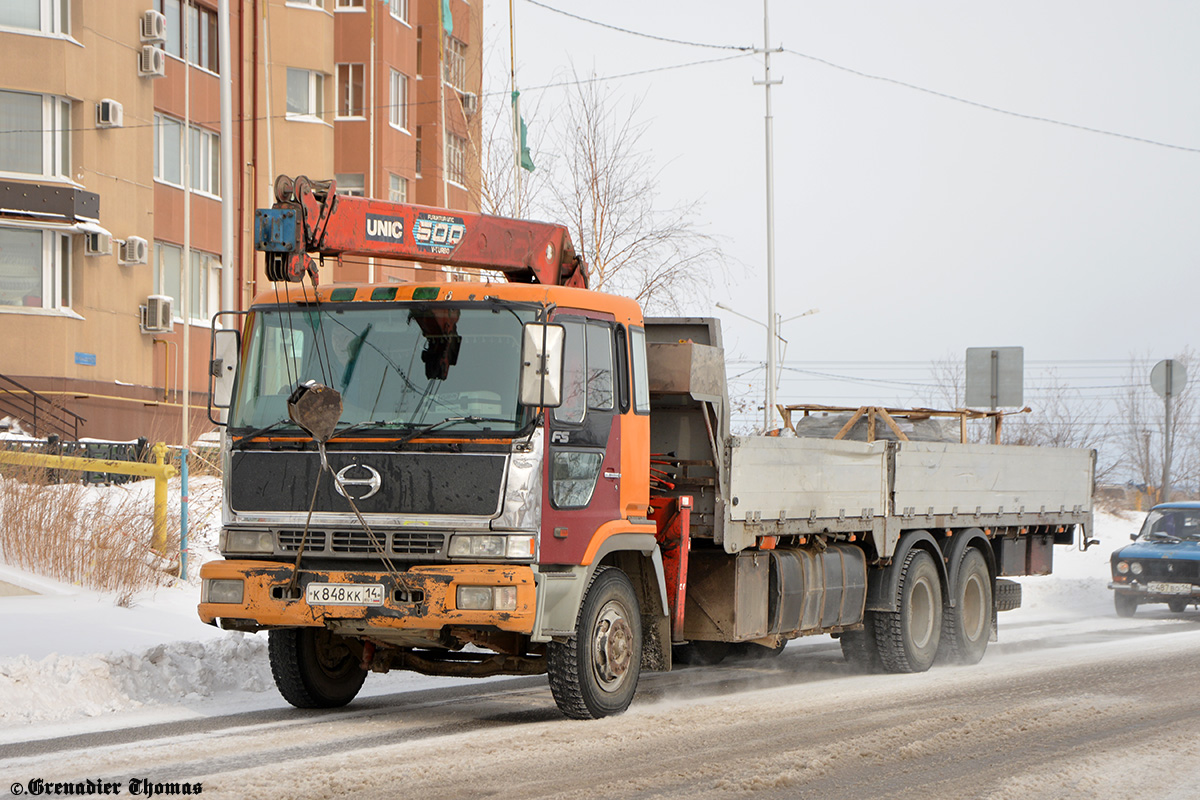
[586,321,614,411]
[554,317,587,425]
[630,325,650,415]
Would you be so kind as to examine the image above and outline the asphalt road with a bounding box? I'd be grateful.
[5,609,1200,799]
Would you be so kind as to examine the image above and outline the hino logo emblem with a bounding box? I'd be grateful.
[334,463,382,500]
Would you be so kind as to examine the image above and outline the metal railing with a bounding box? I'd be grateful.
[0,373,85,440]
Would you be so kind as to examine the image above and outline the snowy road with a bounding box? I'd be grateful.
[5,605,1200,799]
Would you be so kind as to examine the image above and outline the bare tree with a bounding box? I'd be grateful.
[1115,350,1199,500]
[536,72,723,313]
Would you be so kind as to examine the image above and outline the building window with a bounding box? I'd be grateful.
[443,36,466,91]
[414,127,422,177]
[154,114,220,195]
[156,0,219,73]
[0,90,70,180]
[154,242,220,323]
[286,0,324,6]
[446,132,466,186]
[389,0,408,22]
[335,0,363,8]
[286,68,325,120]
[336,64,364,119]
[334,173,364,197]
[388,174,407,203]
[0,0,69,36]
[0,226,70,310]
[389,70,408,131]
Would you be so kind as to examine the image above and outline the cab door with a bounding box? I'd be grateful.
[540,315,623,565]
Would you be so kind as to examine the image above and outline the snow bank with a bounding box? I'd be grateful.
[0,634,271,724]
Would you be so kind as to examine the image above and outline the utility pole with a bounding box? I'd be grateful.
[754,0,782,432]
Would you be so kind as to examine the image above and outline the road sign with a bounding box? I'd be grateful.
[965,347,1024,408]
[1151,359,1188,398]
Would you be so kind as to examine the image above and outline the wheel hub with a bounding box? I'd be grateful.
[592,602,634,691]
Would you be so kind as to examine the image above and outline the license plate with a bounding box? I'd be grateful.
[1147,581,1193,595]
[306,583,385,606]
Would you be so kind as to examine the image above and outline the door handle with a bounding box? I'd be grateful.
[603,471,621,479]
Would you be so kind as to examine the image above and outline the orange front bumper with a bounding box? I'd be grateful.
[198,559,537,634]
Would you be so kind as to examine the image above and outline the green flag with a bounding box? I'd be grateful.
[511,91,535,173]
[442,0,453,34]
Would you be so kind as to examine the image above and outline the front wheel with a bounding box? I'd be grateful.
[268,628,367,708]
[1114,592,1138,618]
[548,567,642,719]
[875,548,943,673]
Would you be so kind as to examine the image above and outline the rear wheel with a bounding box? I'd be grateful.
[1114,592,1138,618]
[875,549,943,673]
[940,548,993,665]
[548,567,642,719]
[1168,598,1189,613]
[268,628,366,708]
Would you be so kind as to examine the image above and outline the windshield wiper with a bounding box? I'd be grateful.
[1147,531,1182,543]
[393,415,524,448]
[231,420,295,448]
[326,420,396,441]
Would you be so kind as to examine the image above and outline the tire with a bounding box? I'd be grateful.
[840,614,882,672]
[1114,592,1138,618]
[268,627,367,708]
[939,548,992,666]
[995,579,1022,612]
[874,548,943,673]
[547,567,642,719]
[673,640,731,666]
[1168,598,1189,613]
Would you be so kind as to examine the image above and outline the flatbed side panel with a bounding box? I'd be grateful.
[892,442,1094,516]
[726,437,888,551]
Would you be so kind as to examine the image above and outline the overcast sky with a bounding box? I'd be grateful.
[482,1,1199,424]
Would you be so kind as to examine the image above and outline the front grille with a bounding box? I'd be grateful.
[275,528,447,558]
[332,529,387,553]
[1136,559,1200,581]
[391,531,445,554]
[278,530,327,552]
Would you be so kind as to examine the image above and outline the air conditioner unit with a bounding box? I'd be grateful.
[84,231,112,257]
[118,236,149,265]
[140,9,167,43]
[141,295,175,334]
[96,99,124,129]
[459,91,478,117]
[139,45,166,78]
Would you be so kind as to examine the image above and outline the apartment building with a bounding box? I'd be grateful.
[0,0,482,441]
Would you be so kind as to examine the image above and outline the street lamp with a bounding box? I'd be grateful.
[716,302,818,430]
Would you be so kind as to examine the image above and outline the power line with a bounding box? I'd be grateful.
[781,48,1200,155]
[523,0,754,52]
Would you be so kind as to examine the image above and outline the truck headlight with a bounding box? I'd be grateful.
[203,579,245,604]
[221,529,275,554]
[448,534,535,559]
[456,585,518,611]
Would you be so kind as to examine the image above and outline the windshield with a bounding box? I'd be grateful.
[1138,509,1200,542]
[230,302,535,435]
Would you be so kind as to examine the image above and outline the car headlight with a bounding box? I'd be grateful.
[1116,561,1130,574]
[220,529,275,554]
[203,579,245,604]
[456,585,518,611]
[1131,562,1144,576]
[448,534,535,559]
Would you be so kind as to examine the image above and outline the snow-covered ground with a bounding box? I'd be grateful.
[0,473,1145,742]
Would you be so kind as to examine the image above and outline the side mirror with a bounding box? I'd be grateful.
[519,322,565,408]
[208,316,244,425]
[1130,533,1138,541]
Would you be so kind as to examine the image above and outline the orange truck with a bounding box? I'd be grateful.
[199,177,1095,719]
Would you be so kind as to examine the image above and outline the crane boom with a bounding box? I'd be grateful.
[254,174,588,288]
